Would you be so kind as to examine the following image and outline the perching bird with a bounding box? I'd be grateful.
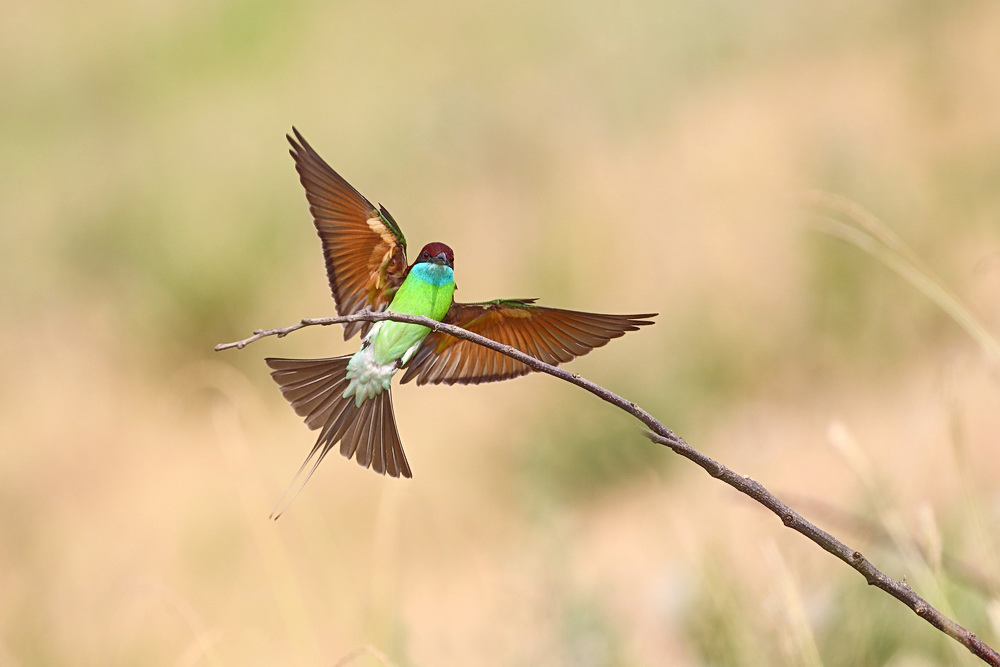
[266,128,655,515]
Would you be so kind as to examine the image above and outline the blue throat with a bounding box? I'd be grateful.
[410,262,454,286]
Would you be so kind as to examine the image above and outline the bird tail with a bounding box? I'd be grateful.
[264,356,411,519]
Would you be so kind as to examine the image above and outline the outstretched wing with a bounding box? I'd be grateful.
[288,128,408,339]
[399,299,656,385]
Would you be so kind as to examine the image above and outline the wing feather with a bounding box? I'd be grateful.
[288,128,408,339]
[399,300,656,385]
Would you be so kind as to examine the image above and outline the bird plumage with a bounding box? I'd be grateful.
[400,299,655,385]
[265,128,656,516]
[288,128,407,340]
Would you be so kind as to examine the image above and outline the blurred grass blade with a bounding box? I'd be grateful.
[803,191,1000,364]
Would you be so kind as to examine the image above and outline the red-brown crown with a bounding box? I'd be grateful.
[415,242,454,268]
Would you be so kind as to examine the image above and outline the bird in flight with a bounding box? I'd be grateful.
[266,128,656,516]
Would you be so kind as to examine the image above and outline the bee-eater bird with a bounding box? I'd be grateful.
[266,128,655,514]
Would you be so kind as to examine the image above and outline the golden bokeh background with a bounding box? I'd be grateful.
[3,1,1000,665]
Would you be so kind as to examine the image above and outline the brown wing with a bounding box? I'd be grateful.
[288,128,408,339]
[399,299,656,385]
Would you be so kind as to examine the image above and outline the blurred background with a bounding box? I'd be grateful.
[3,0,1000,664]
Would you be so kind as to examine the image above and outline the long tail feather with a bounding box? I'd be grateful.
[264,356,411,519]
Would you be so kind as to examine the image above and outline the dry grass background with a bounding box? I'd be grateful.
[3,1,1000,665]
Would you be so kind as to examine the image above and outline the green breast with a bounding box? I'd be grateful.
[371,263,455,365]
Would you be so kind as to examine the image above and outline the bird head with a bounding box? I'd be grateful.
[415,242,454,269]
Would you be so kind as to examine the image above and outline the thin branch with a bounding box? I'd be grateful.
[787,496,1000,599]
[214,317,346,350]
[216,311,1000,665]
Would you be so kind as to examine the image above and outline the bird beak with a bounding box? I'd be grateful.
[433,252,449,265]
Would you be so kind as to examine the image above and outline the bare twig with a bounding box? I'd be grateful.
[787,496,1000,599]
[213,317,342,351]
[216,311,1000,665]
